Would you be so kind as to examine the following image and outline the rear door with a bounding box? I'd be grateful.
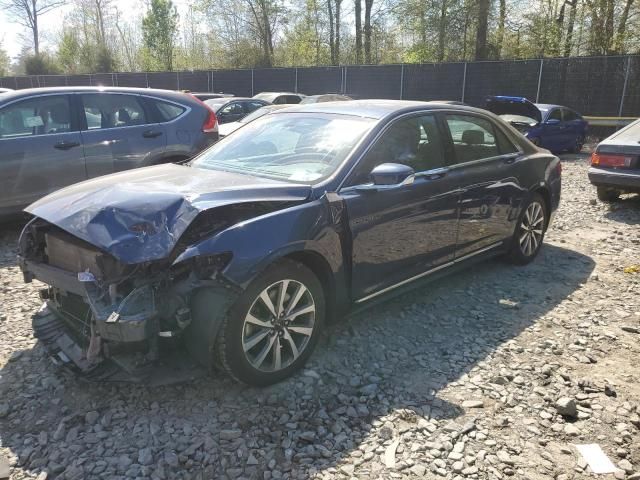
[78,92,167,177]
[562,108,586,148]
[442,113,526,257]
[0,94,86,214]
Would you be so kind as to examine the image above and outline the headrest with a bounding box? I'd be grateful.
[462,129,484,145]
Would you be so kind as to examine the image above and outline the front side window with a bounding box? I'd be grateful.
[347,114,446,186]
[81,94,147,130]
[445,114,500,164]
[192,113,374,183]
[0,95,72,138]
[547,109,562,122]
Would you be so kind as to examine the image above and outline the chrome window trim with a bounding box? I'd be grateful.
[336,108,524,192]
[355,241,503,303]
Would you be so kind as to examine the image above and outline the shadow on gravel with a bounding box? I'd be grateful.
[0,220,26,268]
[604,195,640,225]
[0,243,595,480]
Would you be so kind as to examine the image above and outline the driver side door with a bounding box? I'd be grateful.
[340,113,461,302]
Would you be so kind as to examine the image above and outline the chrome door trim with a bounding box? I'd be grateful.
[354,241,503,304]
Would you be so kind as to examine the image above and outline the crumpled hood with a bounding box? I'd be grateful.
[26,164,312,264]
[485,96,542,124]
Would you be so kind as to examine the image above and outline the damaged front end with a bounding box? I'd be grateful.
[19,219,235,384]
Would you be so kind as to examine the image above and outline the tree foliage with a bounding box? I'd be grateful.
[2,0,637,76]
[142,0,179,71]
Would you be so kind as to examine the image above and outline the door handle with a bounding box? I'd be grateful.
[503,156,517,164]
[143,130,162,138]
[54,141,80,150]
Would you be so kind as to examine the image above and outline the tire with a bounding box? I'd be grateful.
[507,193,548,265]
[596,186,620,203]
[215,259,325,386]
[570,136,584,154]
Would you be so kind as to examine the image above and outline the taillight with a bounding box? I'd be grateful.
[188,94,218,133]
[202,109,218,133]
[591,152,633,168]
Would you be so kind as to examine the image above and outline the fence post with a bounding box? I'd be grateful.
[295,68,298,93]
[618,56,631,117]
[251,69,254,96]
[535,59,544,103]
[211,71,215,92]
[399,64,404,99]
[461,62,468,102]
[343,66,348,95]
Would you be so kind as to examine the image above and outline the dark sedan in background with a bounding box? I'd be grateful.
[19,100,560,386]
[589,118,640,201]
[0,87,218,218]
[218,104,291,138]
[204,97,269,124]
[486,96,588,153]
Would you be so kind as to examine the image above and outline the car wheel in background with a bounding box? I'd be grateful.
[571,135,584,153]
[215,259,325,386]
[596,186,620,203]
[508,193,547,265]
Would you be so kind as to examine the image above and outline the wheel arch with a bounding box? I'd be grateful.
[283,250,339,323]
[531,185,551,230]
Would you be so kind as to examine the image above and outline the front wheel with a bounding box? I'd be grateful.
[507,193,547,265]
[215,259,325,386]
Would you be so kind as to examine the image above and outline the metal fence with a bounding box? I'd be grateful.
[1,55,638,117]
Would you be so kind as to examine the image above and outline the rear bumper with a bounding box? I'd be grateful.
[588,167,640,192]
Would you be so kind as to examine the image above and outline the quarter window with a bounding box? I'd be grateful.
[81,94,147,130]
[445,114,500,164]
[563,109,579,121]
[0,95,72,138]
[348,114,446,186]
[154,100,185,122]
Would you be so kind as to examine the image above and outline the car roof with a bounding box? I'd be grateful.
[270,99,489,120]
[206,97,254,103]
[535,103,563,110]
[0,86,197,104]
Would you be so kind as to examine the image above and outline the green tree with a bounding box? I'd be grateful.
[58,30,82,73]
[24,53,60,74]
[142,0,179,70]
[0,46,10,76]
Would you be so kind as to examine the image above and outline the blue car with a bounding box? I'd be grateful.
[486,96,588,154]
[19,100,561,386]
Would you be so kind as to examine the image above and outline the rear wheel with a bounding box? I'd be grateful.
[571,135,584,153]
[596,186,620,202]
[215,259,325,386]
[508,193,547,265]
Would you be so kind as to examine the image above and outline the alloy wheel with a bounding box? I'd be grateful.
[242,279,316,372]
[519,201,545,257]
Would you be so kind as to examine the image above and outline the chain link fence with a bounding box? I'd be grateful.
[1,55,638,116]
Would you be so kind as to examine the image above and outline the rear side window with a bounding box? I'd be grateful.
[220,102,243,115]
[563,109,579,121]
[154,100,186,122]
[81,94,147,130]
[445,114,500,164]
[0,95,72,138]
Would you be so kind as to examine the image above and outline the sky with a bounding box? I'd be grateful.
[0,0,191,61]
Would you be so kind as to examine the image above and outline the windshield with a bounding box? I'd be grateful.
[240,106,277,124]
[192,113,374,183]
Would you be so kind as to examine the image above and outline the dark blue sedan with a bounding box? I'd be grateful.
[19,100,561,386]
[486,96,588,153]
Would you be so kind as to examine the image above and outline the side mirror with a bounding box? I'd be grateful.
[370,163,415,186]
[545,118,561,125]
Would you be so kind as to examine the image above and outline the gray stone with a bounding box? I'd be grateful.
[555,397,577,418]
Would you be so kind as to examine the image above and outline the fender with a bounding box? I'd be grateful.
[173,192,351,307]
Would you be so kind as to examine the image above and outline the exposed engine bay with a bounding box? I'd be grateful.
[18,218,239,384]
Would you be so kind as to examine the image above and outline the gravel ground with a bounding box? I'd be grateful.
[1,153,639,480]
